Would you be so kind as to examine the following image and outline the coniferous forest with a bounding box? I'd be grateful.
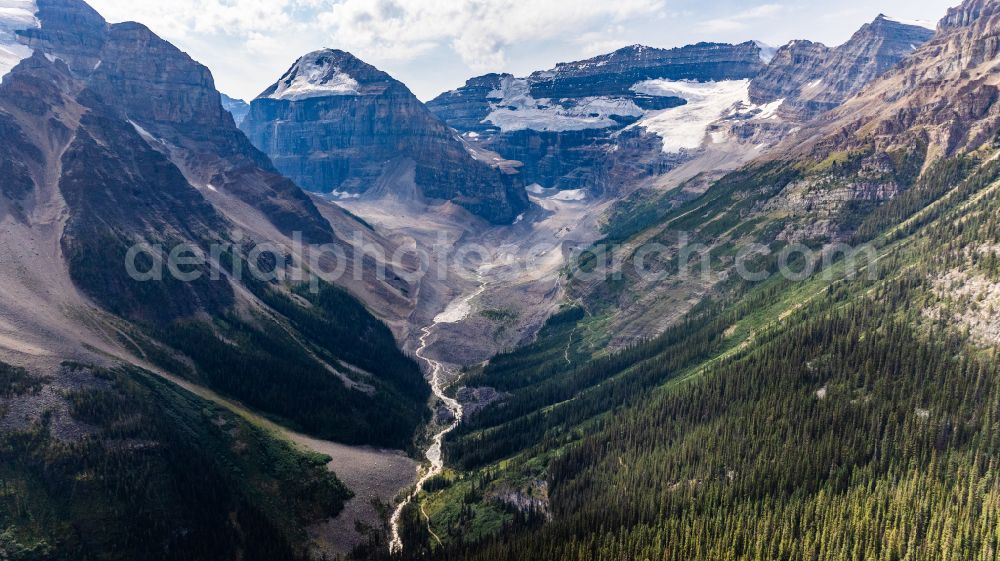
[377,143,1000,561]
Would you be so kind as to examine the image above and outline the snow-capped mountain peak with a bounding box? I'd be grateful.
[267,49,362,101]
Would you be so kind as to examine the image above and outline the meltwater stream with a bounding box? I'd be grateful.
[388,277,488,553]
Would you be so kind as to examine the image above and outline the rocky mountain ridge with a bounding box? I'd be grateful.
[749,14,935,120]
[427,42,769,192]
[0,0,433,482]
[784,0,1000,164]
[220,92,249,124]
[0,1,441,554]
[426,19,933,197]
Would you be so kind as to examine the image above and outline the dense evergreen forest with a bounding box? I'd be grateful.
[373,144,1000,561]
[0,362,350,561]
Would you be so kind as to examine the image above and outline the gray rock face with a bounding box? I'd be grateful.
[0,0,432,454]
[456,386,510,417]
[20,0,107,73]
[749,15,935,120]
[94,22,337,243]
[20,0,338,245]
[424,73,508,135]
[241,49,528,225]
[940,0,994,30]
[220,93,249,125]
[427,42,767,193]
[801,0,1000,159]
[527,42,765,98]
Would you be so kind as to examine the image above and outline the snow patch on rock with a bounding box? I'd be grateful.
[0,0,39,83]
[129,120,166,147]
[329,190,361,200]
[550,189,587,201]
[881,15,935,30]
[269,54,360,101]
[754,98,785,120]
[804,79,824,91]
[754,40,778,63]
[484,75,643,132]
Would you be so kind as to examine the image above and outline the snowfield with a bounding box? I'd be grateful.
[269,53,360,101]
[0,0,38,83]
[631,79,752,153]
[754,40,778,63]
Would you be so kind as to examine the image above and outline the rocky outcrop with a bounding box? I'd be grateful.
[749,15,935,120]
[457,386,510,418]
[241,49,528,225]
[427,73,509,135]
[7,1,341,245]
[527,42,765,99]
[939,0,995,30]
[19,0,106,74]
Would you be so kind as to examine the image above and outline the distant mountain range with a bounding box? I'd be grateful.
[232,17,933,217]
[424,17,934,194]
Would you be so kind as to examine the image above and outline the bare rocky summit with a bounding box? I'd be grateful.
[749,15,935,121]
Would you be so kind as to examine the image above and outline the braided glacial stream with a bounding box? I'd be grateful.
[388,277,488,553]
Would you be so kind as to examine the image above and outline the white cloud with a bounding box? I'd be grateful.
[88,0,302,40]
[699,3,783,33]
[83,0,956,101]
[90,0,667,71]
[312,0,668,69]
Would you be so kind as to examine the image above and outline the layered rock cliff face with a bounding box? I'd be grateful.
[427,42,768,192]
[241,49,528,224]
[724,0,1000,247]
[82,18,337,244]
[17,0,103,72]
[749,15,934,120]
[528,42,765,98]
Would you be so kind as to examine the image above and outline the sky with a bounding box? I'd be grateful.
[85,0,959,102]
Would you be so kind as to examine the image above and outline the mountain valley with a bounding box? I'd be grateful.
[1,1,998,560]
